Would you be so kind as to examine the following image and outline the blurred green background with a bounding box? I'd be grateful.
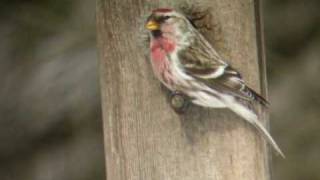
[0,0,319,180]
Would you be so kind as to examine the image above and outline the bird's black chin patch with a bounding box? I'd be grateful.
[151,30,162,38]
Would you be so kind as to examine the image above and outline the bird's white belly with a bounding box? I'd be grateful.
[170,58,226,108]
[188,89,226,108]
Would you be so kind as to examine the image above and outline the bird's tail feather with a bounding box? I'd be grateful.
[227,99,285,158]
[250,115,285,158]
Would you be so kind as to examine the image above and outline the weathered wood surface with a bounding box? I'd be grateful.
[97,0,270,180]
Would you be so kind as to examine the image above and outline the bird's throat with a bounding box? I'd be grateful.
[151,37,176,54]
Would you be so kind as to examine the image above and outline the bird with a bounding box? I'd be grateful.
[145,8,284,157]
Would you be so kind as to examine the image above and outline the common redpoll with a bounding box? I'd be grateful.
[145,8,284,157]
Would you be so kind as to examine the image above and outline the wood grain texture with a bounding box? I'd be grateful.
[96,0,270,180]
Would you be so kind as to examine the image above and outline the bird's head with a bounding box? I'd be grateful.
[145,8,191,40]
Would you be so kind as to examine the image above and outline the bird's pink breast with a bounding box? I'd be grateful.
[150,38,176,88]
[151,38,176,55]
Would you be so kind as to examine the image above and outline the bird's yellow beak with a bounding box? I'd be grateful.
[146,20,160,31]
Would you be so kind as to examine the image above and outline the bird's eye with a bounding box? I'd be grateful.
[163,16,171,20]
[158,16,171,22]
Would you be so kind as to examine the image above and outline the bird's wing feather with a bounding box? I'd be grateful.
[179,33,269,106]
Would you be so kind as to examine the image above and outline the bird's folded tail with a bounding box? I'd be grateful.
[226,99,285,158]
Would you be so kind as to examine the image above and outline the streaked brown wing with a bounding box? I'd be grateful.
[179,32,268,105]
[179,31,224,69]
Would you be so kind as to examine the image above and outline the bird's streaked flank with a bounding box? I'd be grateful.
[145,8,284,157]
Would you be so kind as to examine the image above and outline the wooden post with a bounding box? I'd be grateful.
[96,0,270,180]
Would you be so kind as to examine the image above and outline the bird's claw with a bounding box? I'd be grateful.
[170,91,190,114]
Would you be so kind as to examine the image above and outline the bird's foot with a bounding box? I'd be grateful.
[170,91,190,114]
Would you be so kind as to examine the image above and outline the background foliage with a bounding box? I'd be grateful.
[0,0,319,179]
